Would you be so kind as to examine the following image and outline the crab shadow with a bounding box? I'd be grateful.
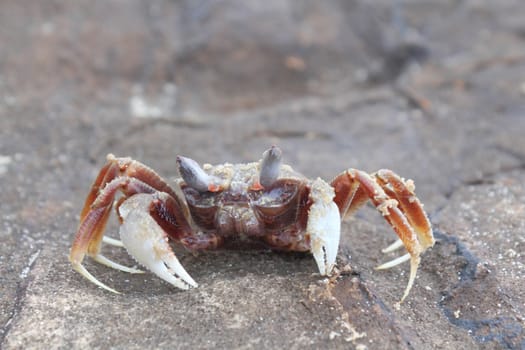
[92,245,319,296]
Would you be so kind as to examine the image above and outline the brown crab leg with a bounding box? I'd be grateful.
[80,159,120,221]
[71,204,121,292]
[74,155,187,253]
[374,170,434,250]
[331,172,368,219]
[70,155,192,292]
[331,169,433,302]
[80,154,182,219]
[70,177,161,291]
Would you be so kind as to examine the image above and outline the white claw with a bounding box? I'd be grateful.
[118,194,198,290]
[307,178,341,276]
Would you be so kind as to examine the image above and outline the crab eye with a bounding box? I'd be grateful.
[253,180,300,229]
[177,156,221,192]
[259,146,282,188]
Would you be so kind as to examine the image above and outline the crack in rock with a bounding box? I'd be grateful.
[0,249,41,347]
[434,230,524,349]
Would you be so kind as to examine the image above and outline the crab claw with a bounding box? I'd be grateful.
[177,156,221,192]
[307,178,341,275]
[118,193,198,289]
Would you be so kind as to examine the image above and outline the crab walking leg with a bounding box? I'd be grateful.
[80,154,185,221]
[102,236,125,247]
[374,170,434,250]
[70,175,168,292]
[118,193,197,289]
[333,169,426,302]
[331,171,362,217]
[73,153,189,261]
[307,178,341,276]
[80,158,120,221]
[376,252,410,269]
[70,205,120,293]
[332,171,409,253]
[92,254,144,273]
[381,239,404,253]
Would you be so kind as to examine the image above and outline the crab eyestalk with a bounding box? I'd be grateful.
[259,146,282,188]
[177,156,221,192]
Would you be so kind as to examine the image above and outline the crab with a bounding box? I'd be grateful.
[70,146,434,302]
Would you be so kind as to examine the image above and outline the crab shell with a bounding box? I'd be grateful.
[174,159,341,276]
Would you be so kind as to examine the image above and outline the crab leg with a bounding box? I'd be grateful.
[79,157,120,221]
[70,177,158,292]
[331,169,434,302]
[79,154,181,220]
[374,169,434,249]
[103,236,125,247]
[375,253,410,269]
[70,155,192,293]
[71,204,121,293]
[381,239,404,253]
[92,254,143,274]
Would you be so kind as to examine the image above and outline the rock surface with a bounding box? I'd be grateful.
[1,1,524,349]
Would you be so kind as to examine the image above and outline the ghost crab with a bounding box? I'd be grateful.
[70,146,434,302]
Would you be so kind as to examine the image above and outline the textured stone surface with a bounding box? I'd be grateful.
[1,0,524,349]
